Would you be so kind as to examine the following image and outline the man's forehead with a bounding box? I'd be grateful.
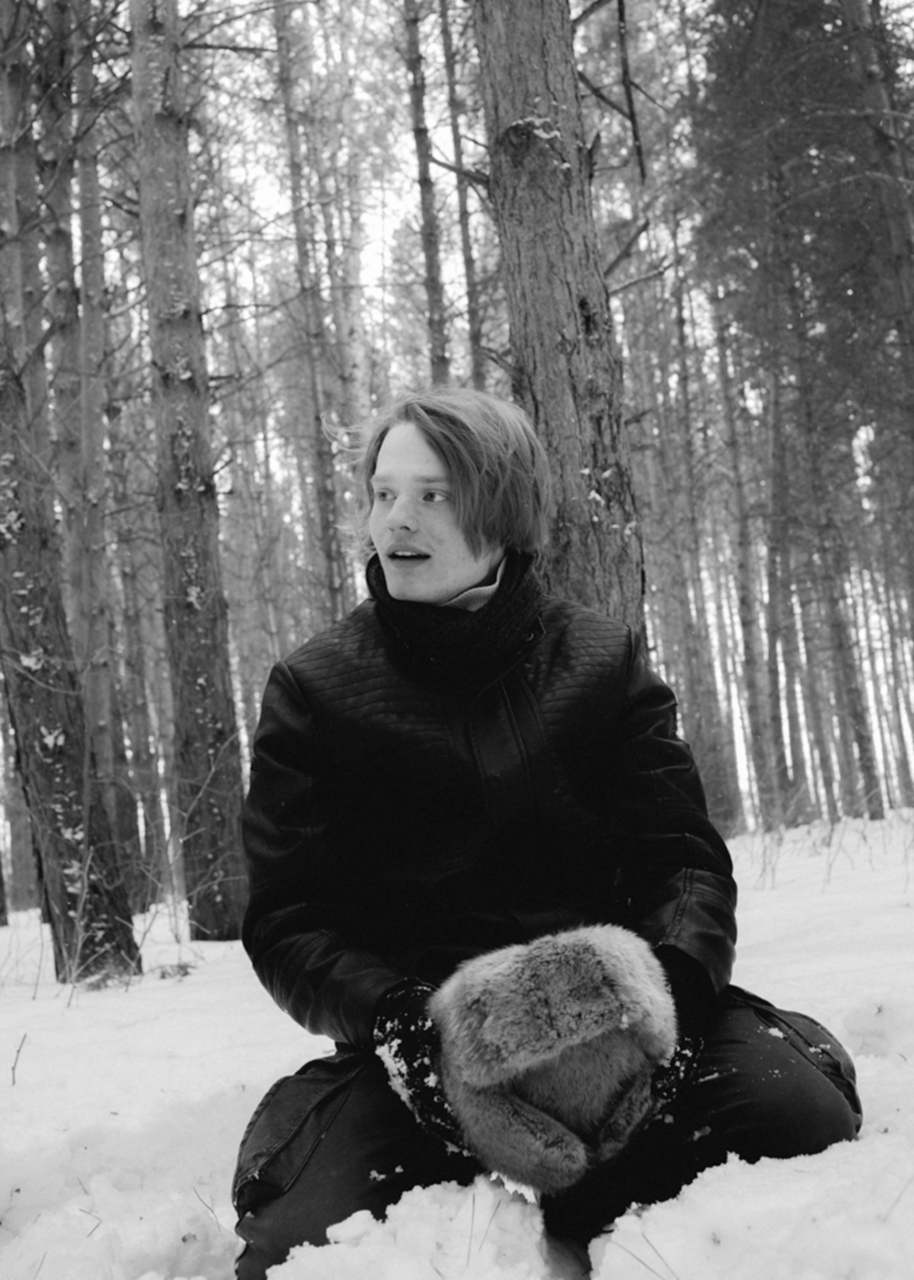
[371,468,450,484]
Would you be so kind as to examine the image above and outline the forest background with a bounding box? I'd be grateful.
[2,0,913,983]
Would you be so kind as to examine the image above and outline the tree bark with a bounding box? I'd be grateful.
[75,0,143,870]
[1,0,138,980]
[471,0,642,625]
[713,296,778,827]
[0,373,140,979]
[794,563,840,825]
[108,405,170,910]
[670,273,743,833]
[839,0,914,370]
[37,0,82,631]
[272,0,353,625]
[312,3,372,432]
[821,526,885,820]
[130,0,245,939]
[764,375,816,824]
[879,526,914,807]
[1,698,38,911]
[402,0,451,385]
[439,0,486,389]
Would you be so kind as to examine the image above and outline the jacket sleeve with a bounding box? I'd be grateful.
[241,660,402,1049]
[613,631,738,1037]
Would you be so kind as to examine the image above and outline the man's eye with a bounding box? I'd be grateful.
[373,490,392,502]
[423,490,449,503]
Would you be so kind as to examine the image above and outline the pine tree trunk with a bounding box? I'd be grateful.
[880,531,914,807]
[671,275,743,834]
[129,0,245,940]
[1,699,37,911]
[114,484,169,905]
[709,539,746,827]
[839,0,914,764]
[1,0,139,979]
[337,169,371,427]
[765,532,790,818]
[37,0,82,633]
[471,0,642,625]
[403,0,451,384]
[821,531,885,820]
[856,572,894,807]
[309,5,372,433]
[107,393,172,908]
[0,372,140,979]
[439,0,486,389]
[7,2,48,439]
[635,265,742,833]
[780,575,816,823]
[713,297,778,827]
[796,562,841,825]
[840,0,914,375]
[76,3,137,868]
[272,0,353,625]
[779,192,885,823]
[216,251,290,711]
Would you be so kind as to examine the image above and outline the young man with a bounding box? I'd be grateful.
[233,387,860,1278]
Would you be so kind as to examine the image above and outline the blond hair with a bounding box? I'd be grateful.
[354,387,552,558]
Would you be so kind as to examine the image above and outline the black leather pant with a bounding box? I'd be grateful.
[232,987,862,1279]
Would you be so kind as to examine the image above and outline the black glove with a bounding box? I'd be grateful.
[372,979,466,1150]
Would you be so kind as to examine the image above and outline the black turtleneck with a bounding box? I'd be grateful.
[365,550,545,685]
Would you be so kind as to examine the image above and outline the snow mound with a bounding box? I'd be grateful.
[842,996,914,1060]
[270,1177,583,1280]
[594,1135,914,1280]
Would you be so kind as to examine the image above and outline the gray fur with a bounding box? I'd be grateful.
[428,925,677,1193]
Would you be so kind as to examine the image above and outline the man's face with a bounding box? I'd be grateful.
[368,421,503,604]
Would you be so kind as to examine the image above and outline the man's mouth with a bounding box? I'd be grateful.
[387,550,430,561]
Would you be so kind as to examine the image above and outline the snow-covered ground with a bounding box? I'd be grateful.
[2,812,912,1280]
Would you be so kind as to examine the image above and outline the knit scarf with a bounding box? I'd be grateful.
[366,550,545,685]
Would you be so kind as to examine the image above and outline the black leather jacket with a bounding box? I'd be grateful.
[242,592,737,1051]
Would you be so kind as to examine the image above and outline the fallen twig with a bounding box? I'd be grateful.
[11,1033,27,1086]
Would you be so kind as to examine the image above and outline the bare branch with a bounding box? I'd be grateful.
[603,217,650,279]
[618,0,647,182]
[429,154,490,192]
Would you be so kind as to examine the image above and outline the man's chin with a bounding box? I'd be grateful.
[382,567,440,605]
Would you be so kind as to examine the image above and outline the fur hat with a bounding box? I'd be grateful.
[428,925,677,1194]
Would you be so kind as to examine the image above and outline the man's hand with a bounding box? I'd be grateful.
[372,980,467,1150]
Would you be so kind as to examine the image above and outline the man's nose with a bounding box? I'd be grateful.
[385,494,418,529]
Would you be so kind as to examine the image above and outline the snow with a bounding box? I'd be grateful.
[2,812,913,1280]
